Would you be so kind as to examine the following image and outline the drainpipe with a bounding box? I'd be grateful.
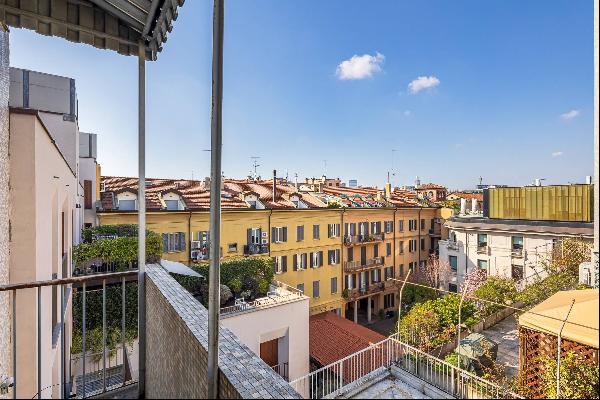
[207,0,225,398]
[188,211,192,264]
[556,299,576,399]
[393,208,397,277]
[273,170,277,201]
[268,209,273,256]
[418,207,422,266]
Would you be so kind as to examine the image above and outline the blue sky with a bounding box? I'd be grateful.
[9,0,594,189]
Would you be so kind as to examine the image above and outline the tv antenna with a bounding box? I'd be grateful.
[250,156,261,180]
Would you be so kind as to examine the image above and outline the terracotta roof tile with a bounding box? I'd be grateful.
[416,183,447,190]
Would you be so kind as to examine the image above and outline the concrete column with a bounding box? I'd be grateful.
[0,25,10,390]
[353,301,358,323]
[367,296,372,323]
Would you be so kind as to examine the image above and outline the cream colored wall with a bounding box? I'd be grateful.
[220,297,310,382]
[9,112,76,398]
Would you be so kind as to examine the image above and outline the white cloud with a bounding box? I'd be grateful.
[408,76,440,94]
[552,151,563,157]
[403,110,411,116]
[560,109,580,120]
[336,52,385,80]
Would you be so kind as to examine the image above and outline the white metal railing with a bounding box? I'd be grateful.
[289,335,521,399]
[220,281,304,316]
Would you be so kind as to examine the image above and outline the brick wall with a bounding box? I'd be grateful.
[146,264,300,399]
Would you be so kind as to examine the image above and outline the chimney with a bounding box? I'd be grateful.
[460,198,467,215]
[534,178,542,187]
[204,176,211,189]
[273,170,277,200]
[585,175,592,185]
[385,182,392,199]
[471,198,478,213]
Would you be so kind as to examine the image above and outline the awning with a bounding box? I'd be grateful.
[160,259,203,278]
[0,0,185,60]
[519,289,599,348]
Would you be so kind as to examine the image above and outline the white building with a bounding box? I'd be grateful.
[439,215,594,292]
[220,282,310,382]
[79,131,100,227]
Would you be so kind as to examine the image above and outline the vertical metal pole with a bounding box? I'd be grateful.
[137,39,147,398]
[60,285,65,399]
[82,283,87,399]
[208,0,225,398]
[37,286,41,400]
[12,290,16,400]
[395,270,411,335]
[457,279,471,371]
[121,277,126,387]
[556,299,575,399]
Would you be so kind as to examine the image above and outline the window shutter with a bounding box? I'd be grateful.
[336,249,340,263]
[163,234,168,252]
[328,224,332,238]
[345,275,349,289]
[272,227,277,242]
[293,254,298,271]
[319,251,323,267]
[302,253,307,269]
[272,257,277,272]
[247,228,252,245]
[282,256,287,273]
[283,227,288,242]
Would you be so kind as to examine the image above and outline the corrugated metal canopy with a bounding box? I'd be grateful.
[0,0,185,60]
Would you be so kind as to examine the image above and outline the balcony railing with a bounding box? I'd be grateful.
[0,271,138,399]
[243,243,269,256]
[271,362,290,382]
[220,281,304,317]
[289,334,522,399]
[447,241,459,251]
[511,248,524,258]
[347,282,386,300]
[343,257,384,273]
[476,245,489,255]
[343,234,384,246]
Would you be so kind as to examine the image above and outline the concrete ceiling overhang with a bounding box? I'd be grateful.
[0,0,185,60]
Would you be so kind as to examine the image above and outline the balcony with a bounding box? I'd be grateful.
[220,281,305,317]
[446,241,459,251]
[476,245,489,255]
[343,257,384,273]
[243,243,270,256]
[344,233,384,246]
[511,248,524,258]
[347,283,386,301]
[428,228,442,237]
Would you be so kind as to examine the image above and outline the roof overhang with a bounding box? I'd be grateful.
[0,0,185,60]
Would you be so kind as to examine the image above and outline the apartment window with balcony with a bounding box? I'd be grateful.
[374,244,379,258]
[399,220,404,232]
[297,283,305,293]
[273,256,288,274]
[163,232,186,252]
[271,226,288,243]
[311,251,323,268]
[345,274,355,290]
[331,277,338,294]
[384,293,395,308]
[248,228,262,244]
[371,269,381,283]
[293,253,308,271]
[345,223,357,236]
[347,247,354,262]
[449,255,458,272]
[477,259,488,272]
[371,221,382,234]
[399,240,404,254]
[386,242,392,257]
[384,220,394,233]
[327,223,341,238]
[360,247,367,265]
[297,225,305,241]
[313,281,320,298]
[359,222,369,236]
[312,224,320,240]
[328,249,340,265]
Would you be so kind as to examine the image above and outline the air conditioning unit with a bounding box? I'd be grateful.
[261,239,268,244]
[262,232,268,238]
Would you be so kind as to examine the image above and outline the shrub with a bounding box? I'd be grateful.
[541,351,599,399]
[516,270,579,309]
[474,277,518,316]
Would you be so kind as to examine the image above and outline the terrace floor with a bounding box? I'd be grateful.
[351,377,433,399]
[481,315,519,378]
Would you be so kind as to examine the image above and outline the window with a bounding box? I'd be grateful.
[118,199,136,210]
[228,243,238,252]
[165,199,180,210]
[347,247,354,262]
[311,251,323,268]
[371,269,381,283]
[273,256,288,274]
[511,236,523,250]
[327,223,341,238]
[331,277,338,294]
[345,274,355,290]
[358,222,369,236]
[384,266,395,280]
[420,219,425,230]
[312,281,320,298]
[409,262,417,271]
[374,244,379,258]
[409,240,417,253]
[297,225,305,241]
[477,259,488,271]
[399,220,404,232]
[247,228,262,244]
[420,238,425,251]
[408,219,418,231]
[384,221,394,233]
[271,227,288,243]
[84,180,93,209]
[371,221,382,234]
[511,264,524,280]
[162,232,186,252]
[449,283,458,293]
[384,293,395,309]
[313,224,320,240]
[449,255,458,272]
[345,223,357,236]
[399,264,404,277]
[293,253,308,271]
[477,234,488,248]
[296,283,305,293]
[328,249,340,265]
[386,243,392,257]
[399,241,404,254]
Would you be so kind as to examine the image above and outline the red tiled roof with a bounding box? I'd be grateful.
[448,192,483,201]
[309,312,386,367]
[416,183,447,190]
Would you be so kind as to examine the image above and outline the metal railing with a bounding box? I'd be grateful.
[243,243,269,256]
[220,281,304,316]
[271,362,290,381]
[289,335,521,399]
[476,245,489,255]
[0,271,138,399]
[343,234,384,246]
[511,248,524,258]
[343,257,384,273]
